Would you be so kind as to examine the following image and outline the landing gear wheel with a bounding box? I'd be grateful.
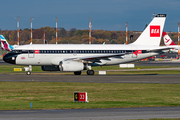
[87,70,94,75]
[26,71,31,75]
[74,71,81,75]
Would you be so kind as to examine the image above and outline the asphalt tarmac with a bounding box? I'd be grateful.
[0,58,9,65]
[0,74,180,84]
[1,107,180,120]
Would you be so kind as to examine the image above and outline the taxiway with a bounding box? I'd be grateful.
[1,107,180,120]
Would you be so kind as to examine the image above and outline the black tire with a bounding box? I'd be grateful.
[74,71,81,75]
[87,70,94,75]
[26,71,31,75]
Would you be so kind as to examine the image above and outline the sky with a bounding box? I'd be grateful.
[1,0,180,31]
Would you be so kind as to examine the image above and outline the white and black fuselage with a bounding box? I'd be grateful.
[3,44,166,66]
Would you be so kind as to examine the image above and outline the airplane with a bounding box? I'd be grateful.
[3,14,172,75]
[163,32,180,53]
[0,35,16,51]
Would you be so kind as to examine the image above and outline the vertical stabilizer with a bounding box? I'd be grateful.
[0,35,14,51]
[131,14,166,46]
[163,32,176,46]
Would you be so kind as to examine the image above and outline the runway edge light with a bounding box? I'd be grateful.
[74,92,89,102]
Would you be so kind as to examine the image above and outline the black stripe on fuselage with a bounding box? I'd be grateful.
[12,50,148,54]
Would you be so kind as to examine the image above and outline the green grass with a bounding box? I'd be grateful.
[0,65,43,73]
[1,82,180,110]
[139,119,180,120]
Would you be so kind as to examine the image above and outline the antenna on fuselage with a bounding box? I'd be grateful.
[153,13,155,18]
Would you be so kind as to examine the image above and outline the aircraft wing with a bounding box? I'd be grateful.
[67,53,126,61]
[147,46,174,52]
[165,45,180,50]
[51,53,126,65]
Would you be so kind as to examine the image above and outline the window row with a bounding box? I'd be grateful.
[12,50,147,54]
[39,50,130,54]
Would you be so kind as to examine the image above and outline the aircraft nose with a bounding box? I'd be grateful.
[3,53,17,64]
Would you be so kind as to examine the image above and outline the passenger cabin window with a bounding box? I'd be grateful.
[14,49,147,54]
[22,50,28,53]
[29,50,34,53]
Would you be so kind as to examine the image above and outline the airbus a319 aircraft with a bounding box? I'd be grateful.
[3,14,172,75]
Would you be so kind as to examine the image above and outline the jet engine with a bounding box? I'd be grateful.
[59,61,87,72]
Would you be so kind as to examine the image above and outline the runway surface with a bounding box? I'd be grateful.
[0,74,180,84]
[1,107,180,120]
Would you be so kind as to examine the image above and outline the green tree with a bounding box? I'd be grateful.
[69,28,77,37]
[59,28,67,38]
[75,30,88,36]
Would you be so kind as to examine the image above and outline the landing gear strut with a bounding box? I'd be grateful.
[87,70,94,75]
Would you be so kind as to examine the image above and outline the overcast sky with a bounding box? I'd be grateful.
[1,0,180,31]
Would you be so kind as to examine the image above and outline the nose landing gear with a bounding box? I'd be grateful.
[26,71,31,75]
[24,65,32,75]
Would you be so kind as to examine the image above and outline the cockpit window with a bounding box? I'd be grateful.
[11,50,29,53]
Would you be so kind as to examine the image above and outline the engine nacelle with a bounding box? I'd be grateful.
[59,61,87,72]
[41,65,60,71]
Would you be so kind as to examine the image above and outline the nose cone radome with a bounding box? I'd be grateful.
[3,53,17,64]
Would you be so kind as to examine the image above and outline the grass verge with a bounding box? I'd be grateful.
[0,82,180,110]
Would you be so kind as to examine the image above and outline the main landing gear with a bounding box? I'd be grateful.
[74,70,95,75]
[86,65,94,75]
[87,70,94,75]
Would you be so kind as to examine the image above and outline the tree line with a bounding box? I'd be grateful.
[0,27,179,45]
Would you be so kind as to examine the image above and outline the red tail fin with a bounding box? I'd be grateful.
[163,32,176,46]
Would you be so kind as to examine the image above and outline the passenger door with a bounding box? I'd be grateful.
[28,47,34,58]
